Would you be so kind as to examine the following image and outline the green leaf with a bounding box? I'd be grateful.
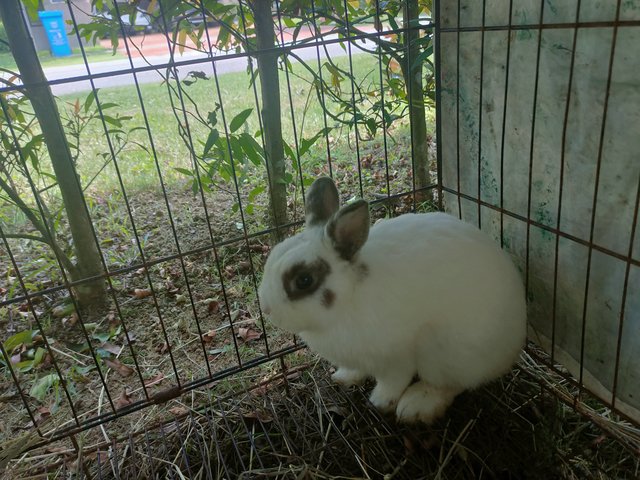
[388,14,400,32]
[73,365,95,375]
[248,185,266,201]
[30,374,60,402]
[365,117,377,136]
[277,172,294,185]
[229,108,253,133]
[207,110,218,126]
[4,330,36,353]
[238,133,263,166]
[299,128,331,157]
[95,348,114,358]
[203,129,220,156]
[92,331,111,343]
[282,140,296,161]
[15,360,36,373]
[84,90,98,113]
[174,167,193,177]
[103,115,123,127]
[410,45,434,71]
[22,0,40,21]
[68,342,90,353]
[33,347,46,367]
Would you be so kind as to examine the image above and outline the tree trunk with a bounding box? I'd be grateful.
[0,0,105,305]
[403,0,431,202]
[252,0,288,237]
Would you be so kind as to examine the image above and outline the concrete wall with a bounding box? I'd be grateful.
[439,0,640,422]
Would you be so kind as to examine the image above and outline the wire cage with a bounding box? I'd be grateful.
[0,0,639,478]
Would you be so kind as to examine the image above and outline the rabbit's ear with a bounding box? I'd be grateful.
[326,200,370,261]
[305,177,340,226]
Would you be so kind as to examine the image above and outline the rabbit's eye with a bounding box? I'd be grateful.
[295,273,314,290]
[282,259,330,301]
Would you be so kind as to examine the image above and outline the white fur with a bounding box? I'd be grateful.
[259,211,527,423]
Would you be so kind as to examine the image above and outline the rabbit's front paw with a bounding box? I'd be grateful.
[396,382,458,424]
[331,367,367,387]
[369,376,411,412]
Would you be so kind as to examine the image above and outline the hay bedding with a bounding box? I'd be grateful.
[4,348,639,479]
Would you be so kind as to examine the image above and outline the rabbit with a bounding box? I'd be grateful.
[258,177,527,424]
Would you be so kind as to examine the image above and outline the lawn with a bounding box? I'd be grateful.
[0,45,117,70]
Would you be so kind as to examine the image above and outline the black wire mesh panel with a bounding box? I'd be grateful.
[437,0,640,426]
[0,0,436,456]
[1,0,639,475]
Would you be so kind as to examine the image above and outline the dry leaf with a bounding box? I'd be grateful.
[403,434,416,454]
[237,261,252,273]
[101,343,121,355]
[201,330,217,344]
[169,406,189,416]
[242,410,273,423]
[207,299,220,314]
[135,267,146,276]
[115,389,133,409]
[44,446,69,455]
[133,288,152,299]
[37,406,50,416]
[34,406,51,426]
[237,327,262,342]
[155,342,169,354]
[419,433,440,451]
[165,278,178,290]
[10,352,21,365]
[224,265,235,278]
[103,358,134,377]
[40,353,53,369]
[144,373,165,388]
[106,311,118,327]
[62,312,79,328]
[88,450,110,464]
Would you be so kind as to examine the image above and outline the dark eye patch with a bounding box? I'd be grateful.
[282,259,331,301]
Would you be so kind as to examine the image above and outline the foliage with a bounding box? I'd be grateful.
[0,21,9,53]
[0,84,140,286]
[282,0,435,136]
[0,329,47,373]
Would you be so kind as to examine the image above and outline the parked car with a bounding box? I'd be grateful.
[94,8,154,36]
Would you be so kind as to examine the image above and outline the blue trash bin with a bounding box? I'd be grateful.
[38,11,72,57]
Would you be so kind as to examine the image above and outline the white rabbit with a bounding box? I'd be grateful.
[258,177,527,423]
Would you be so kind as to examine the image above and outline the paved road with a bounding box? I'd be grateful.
[42,35,373,96]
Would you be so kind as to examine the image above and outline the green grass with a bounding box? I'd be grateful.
[57,52,429,195]
[0,45,117,70]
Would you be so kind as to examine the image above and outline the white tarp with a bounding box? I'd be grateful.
[439,0,639,421]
